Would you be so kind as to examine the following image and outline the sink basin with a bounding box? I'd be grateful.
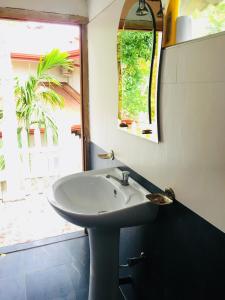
[49,168,158,228]
[48,168,158,300]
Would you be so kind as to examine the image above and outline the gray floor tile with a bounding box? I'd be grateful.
[26,264,76,300]
[0,274,26,300]
[0,251,24,279]
[0,236,90,300]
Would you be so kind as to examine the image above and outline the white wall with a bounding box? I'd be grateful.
[88,0,225,232]
[0,0,88,16]
[68,67,81,93]
[12,60,66,83]
[88,0,115,20]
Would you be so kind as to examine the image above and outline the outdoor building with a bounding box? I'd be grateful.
[0,20,82,246]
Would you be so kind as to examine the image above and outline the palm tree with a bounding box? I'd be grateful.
[15,48,74,143]
[0,49,74,170]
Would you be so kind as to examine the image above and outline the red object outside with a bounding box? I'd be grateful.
[121,119,133,125]
[11,50,80,66]
[0,125,81,139]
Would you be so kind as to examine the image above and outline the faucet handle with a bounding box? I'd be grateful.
[122,171,130,184]
[122,170,130,177]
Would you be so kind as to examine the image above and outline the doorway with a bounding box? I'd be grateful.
[0,13,89,248]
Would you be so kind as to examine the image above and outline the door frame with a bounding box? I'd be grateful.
[0,7,90,171]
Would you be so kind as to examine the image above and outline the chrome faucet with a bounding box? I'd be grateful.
[106,171,130,186]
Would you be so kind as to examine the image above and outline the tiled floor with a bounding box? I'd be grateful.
[0,233,90,300]
[0,232,137,300]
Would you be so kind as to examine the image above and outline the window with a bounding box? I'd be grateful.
[163,0,225,40]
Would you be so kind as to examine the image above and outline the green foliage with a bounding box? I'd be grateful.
[192,0,225,34]
[0,139,5,170]
[0,155,5,170]
[206,1,224,34]
[180,0,225,34]
[37,49,73,78]
[0,49,73,171]
[15,49,74,142]
[118,30,153,120]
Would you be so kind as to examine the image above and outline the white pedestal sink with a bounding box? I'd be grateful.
[48,168,158,300]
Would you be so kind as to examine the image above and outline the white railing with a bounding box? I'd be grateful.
[0,126,82,201]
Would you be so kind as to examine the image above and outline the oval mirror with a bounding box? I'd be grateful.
[117,0,163,143]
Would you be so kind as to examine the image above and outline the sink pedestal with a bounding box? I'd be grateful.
[49,168,159,299]
[88,228,122,300]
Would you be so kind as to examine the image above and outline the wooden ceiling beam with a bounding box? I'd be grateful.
[0,7,88,25]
